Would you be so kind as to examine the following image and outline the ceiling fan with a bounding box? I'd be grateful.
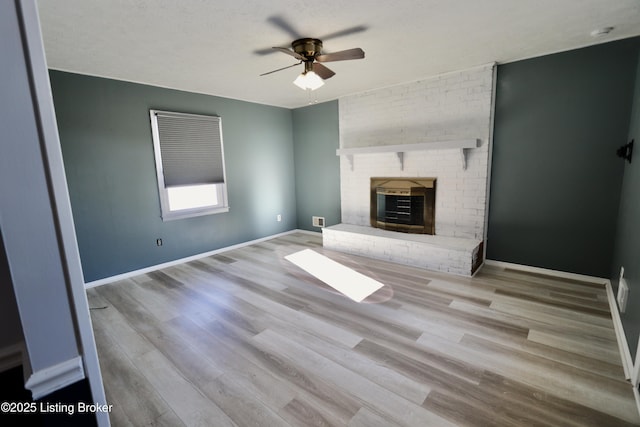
[257,16,366,90]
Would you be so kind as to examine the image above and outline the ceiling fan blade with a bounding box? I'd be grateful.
[254,46,279,55]
[313,63,335,80]
[316,48,365,62]
[273,46,305,61]
[267,15,302,39]
[319,25,368,41]
[260,62,302,76]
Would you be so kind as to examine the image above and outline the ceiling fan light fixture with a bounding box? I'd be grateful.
[293,71,324,90]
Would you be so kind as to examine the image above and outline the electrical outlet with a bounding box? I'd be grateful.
[312,216,325,227]
[276,214,282,222]
[156,238,163,247]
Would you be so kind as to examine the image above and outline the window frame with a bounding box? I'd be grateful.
[149,109,229,221]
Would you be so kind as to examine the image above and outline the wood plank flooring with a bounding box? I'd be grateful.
[87,232,640,426]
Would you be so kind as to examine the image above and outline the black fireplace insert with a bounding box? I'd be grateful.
[370,178,436,234]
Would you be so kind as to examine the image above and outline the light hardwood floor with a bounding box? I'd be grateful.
[87,232,640,426]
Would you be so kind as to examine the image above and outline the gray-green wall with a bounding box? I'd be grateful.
[612,49,640,360]
[488,38,640,277]
[51,71,297,282]
[293,101,341,232]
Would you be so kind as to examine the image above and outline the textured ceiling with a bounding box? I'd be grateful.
[37,0,640,109]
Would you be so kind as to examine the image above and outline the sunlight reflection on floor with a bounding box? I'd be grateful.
[285,249,385,302]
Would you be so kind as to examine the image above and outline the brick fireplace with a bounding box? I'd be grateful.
[322,64,495,276]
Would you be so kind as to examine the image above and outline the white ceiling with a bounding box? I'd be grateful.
[37,0,640,109]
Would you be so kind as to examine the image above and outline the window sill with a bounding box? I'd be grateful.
[161,206,229,221]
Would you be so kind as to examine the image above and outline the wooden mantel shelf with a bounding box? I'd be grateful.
[336,139,480,170]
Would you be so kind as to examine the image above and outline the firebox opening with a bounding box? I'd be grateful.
[370,177,436,235]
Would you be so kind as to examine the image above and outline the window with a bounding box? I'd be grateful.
[150,110,229,220]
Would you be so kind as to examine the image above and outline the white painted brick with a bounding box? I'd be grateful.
[324,225,481,276]
[335,65,494,273]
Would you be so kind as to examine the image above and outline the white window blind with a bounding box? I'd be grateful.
[155,112,225,186]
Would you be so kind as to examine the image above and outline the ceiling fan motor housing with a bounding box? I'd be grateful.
[292,38,323,59]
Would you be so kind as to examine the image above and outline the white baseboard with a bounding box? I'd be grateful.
[0,341,25,373]
[605,281,634,380]
[633,383,640,422]
[85,229,316,288]
[25,355,85,400]
[483,259,608,285]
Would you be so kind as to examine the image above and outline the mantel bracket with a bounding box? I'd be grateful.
[396,152,405,170]
[347,154,354,171]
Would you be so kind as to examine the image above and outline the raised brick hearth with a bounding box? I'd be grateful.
[323,224,483,276]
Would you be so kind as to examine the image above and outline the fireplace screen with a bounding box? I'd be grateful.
[370,178,436,234]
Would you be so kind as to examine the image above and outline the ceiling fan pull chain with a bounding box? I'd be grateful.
[307,89,320,105]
